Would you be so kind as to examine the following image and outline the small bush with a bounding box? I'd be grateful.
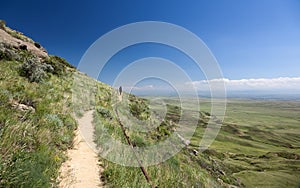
[43,56,76,76]
[0,50,12,61]
[97,106,112,118]
[51,55,75,69]
[42,56,64,76]
[131,135,147,147]
[128,95,150,120]
[0,43,20,61]
[19,56,54,82]
[0,20,6,29]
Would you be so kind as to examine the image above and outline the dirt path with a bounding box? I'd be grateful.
[59,111,103,188]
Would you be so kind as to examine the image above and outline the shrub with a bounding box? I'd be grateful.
[0,20,6,29]
[0,43,19,61]
[97,106,112,118]
[0,50,11,61]
[19,56,54,82]
[128,95,150,120]
[50,55,76,69]
[42,56,64,76]
[131,135,147,147]
[43,56,76,76]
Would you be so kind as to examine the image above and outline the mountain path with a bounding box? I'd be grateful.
[59,111,103,188]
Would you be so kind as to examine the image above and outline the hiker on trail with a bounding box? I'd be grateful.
[119,86,122,95]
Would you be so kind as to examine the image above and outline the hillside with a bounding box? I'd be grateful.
[1,21,299,188]
[0,20,79,187]
[0,21,228,188]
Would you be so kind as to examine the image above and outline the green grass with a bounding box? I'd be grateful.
[92,93,241,187]
[2,24,299,187]
[162,97,300,187]
[233,170,299,188]
[3,57,299,187]
[0,59,77,187]
[92,95,300,187]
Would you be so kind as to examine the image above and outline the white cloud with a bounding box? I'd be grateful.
[187,77,300,91]
[124,85,155,91]
[120,77,300,95]
[123,85,175,93]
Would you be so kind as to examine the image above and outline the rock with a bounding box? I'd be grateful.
[0,26,48,58]
[219,170,226,175]
[34,42,41,48]
[192,149,199,156]
[19,44,27,50]
[12,102,35,112]
[176,132,190,146]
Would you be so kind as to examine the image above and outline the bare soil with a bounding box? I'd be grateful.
[59,111,103,188]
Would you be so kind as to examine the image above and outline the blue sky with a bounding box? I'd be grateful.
[1,0,300,93]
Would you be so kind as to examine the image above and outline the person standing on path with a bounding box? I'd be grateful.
[119,86,122,95]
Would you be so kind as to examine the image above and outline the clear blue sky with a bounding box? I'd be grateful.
[1,0,300,90]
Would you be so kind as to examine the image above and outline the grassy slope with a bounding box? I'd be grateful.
[0,22,85,187]
[0,59,77,187]
[87,79,300,188]
[60,75,300,188]
[1,22,299,188]
[92,93,239,187]
[158,97,300,187]
[0,22,220,187]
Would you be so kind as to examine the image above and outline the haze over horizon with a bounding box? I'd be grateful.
[1,0,299,95]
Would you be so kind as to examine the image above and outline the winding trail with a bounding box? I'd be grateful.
[59,111,103,188]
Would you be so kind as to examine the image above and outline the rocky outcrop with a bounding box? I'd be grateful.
[0,21,48,59]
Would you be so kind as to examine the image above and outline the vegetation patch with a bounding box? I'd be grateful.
[0,56,77,187]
